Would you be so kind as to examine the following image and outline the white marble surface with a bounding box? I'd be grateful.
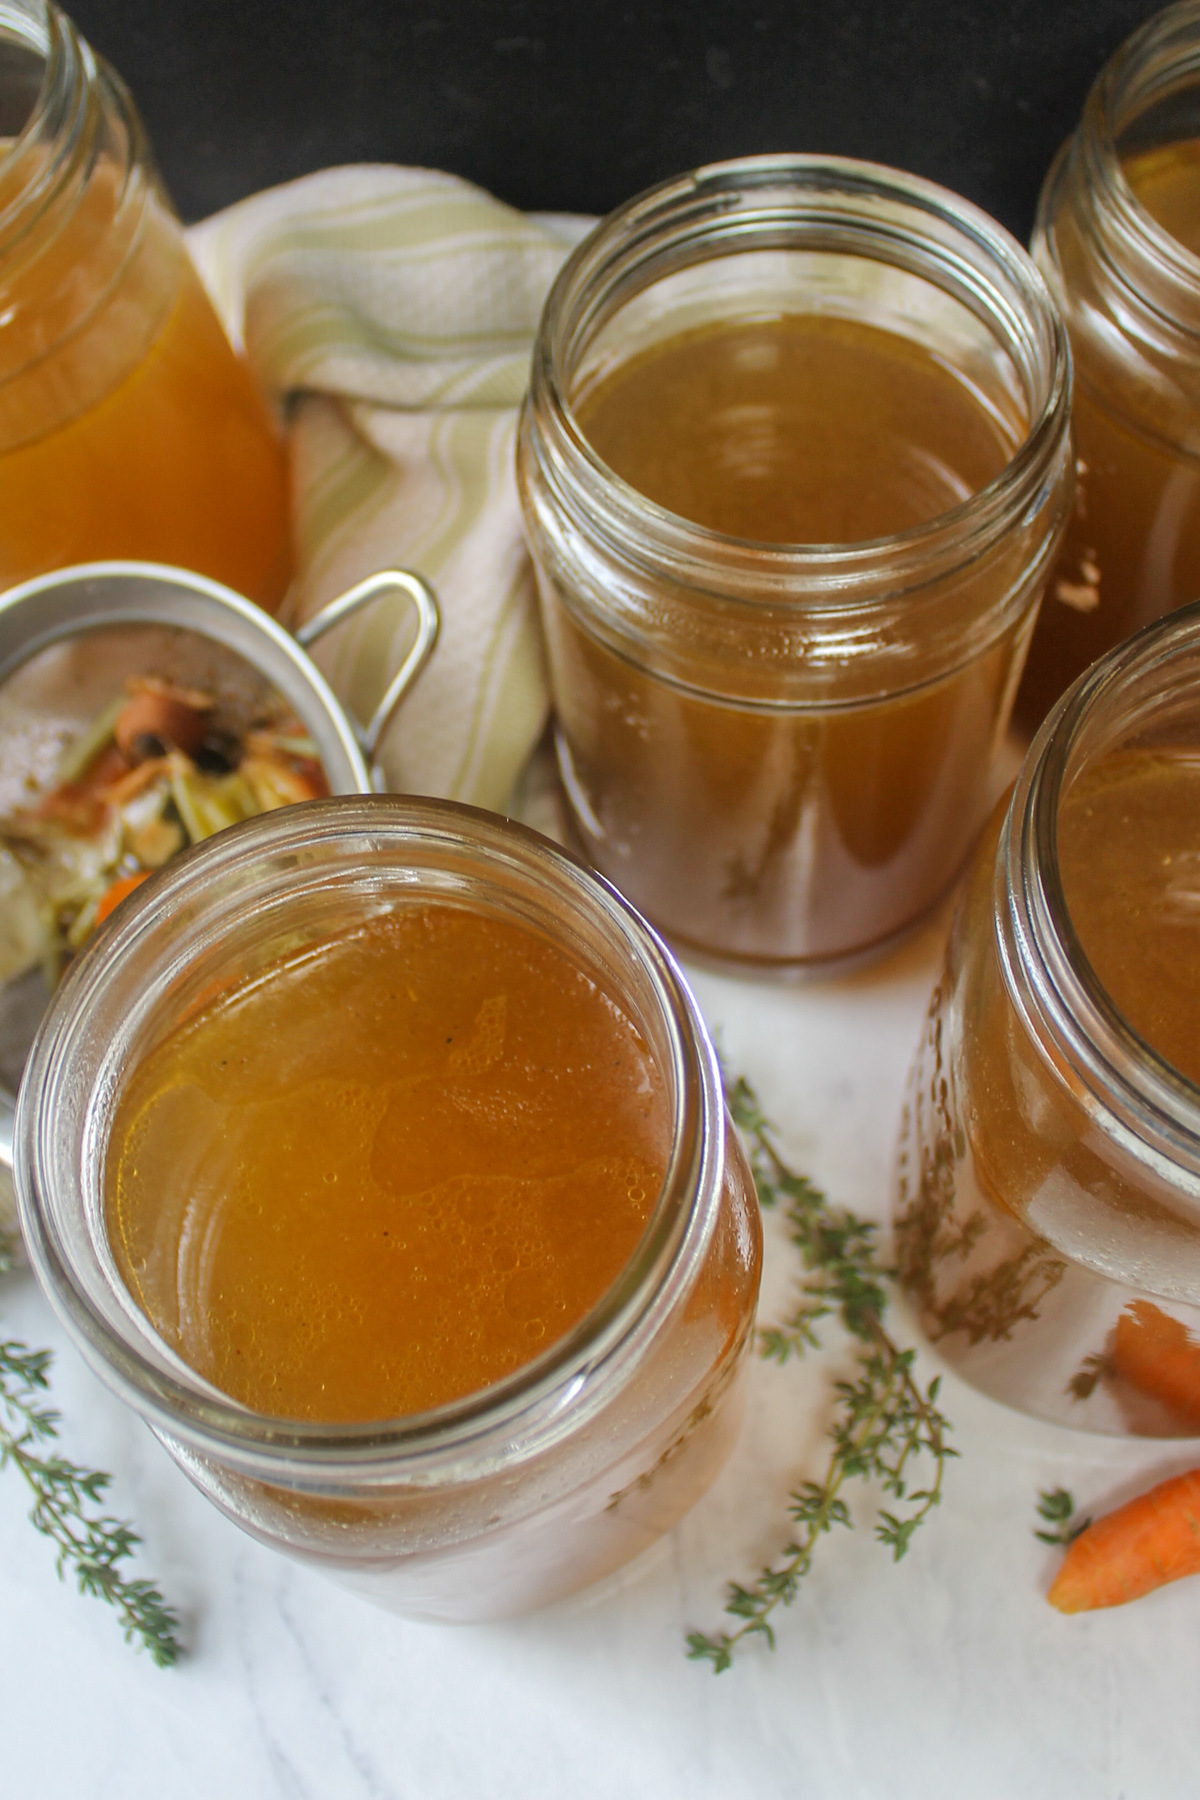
[1,909,1194,1800]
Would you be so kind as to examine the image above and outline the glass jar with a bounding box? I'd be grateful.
[15,795,761,1621]
[518,155,1072,974]
[0,0,291,608]
[896,601,1200,1435]
[1021,0,1200,727]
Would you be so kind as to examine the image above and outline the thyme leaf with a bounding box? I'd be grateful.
[1034,1486,1091,1548]
[0,1256,182,1666]
[687,1074,955,1672]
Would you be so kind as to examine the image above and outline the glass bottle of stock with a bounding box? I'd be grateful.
[0,0,291,609]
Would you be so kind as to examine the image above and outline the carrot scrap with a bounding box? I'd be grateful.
[1048,1468,1200,1612]
[114,684,211,759]
[1112,1299,1200,1429]
[94,871,150,927]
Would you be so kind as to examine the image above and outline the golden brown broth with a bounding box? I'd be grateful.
[1058,750,1200,1087]
[547,312,1029,966]
[1018,392,1200,728]
[547,611,1023,964]
[0,260,292,608]
[576,314,1012,542]
[0,160,290,610]
[1018,143,1200,726]
[1127,138,1200,256]
[105,905,669,1421]
[958,751,1200,1230]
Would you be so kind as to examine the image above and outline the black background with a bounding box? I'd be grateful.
[69,0,1165,240]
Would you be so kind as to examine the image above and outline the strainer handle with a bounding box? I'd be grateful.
[295,570,440,766]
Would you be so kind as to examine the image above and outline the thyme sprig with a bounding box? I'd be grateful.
[1034,1487,1090,1549]
[0,1231,182,1666]
[687,1075,955,1673]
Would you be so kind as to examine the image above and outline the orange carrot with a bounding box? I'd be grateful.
[1112,1299,1200,1428]
[95,870,150,927]
[1048,1468,1200,1611]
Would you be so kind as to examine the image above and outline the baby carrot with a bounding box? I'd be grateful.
[95,870,150,927]
[1048,1468,1200,1612]
[1112,1299,1200,1428]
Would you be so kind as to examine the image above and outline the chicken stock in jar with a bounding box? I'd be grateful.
[1024,0,1200,725]
[518,156,1073,973]
[0,0,291,608]
[897,601,1200,1435]
[16,797,761,1621]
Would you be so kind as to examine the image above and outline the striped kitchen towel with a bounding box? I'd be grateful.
[188,166,589,811]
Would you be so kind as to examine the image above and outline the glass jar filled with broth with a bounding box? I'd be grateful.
[16,797,761,1620]
[0,0,291,607]
[897,601,1200,1434]
[518,155,1072,974]
[1022,0,1200,726]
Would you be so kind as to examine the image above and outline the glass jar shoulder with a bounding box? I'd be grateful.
[0,183,184,453]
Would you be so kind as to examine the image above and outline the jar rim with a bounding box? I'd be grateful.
[0,0,92,253]
[15,795,728,1479]
[999,598,1200,1179]
[1075,0,1200,334]
[527,153,1072,599]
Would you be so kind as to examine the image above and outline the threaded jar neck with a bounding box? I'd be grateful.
[521,154,1072,704]
[1063,0,1200,344]
[0,1,98,256]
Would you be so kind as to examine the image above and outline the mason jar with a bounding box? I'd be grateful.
[518,155,1072,974]
[1022,0,1200,726]
[896,601,1200,1435]
[0,0,291,607]
[16,796,761,1620]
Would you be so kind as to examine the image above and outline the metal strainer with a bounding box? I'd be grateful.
[0,557,439,1229]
